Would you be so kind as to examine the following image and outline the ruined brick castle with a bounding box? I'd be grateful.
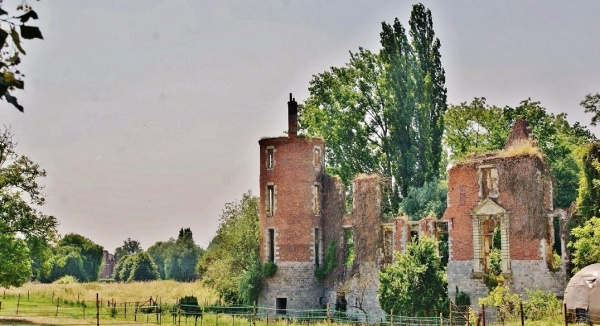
[257,95,567,317]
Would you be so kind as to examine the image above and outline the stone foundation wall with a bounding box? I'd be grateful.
[447,259,567,304]
[259,262,323,314]
[324,262,386,323]
[510,260,567,298]
[447,260,488,303]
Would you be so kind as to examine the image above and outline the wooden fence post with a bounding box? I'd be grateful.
[482,304,486,326]
[467,306,470,326]
[56,298,60,316]
[326,303,330,326]
[449,301,452,325]
[564,303,568,326]
[96,293,100,326]
[520,301,524,326]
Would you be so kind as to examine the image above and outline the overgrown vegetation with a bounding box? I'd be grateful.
[146,228,204,282]
[262,261,277,277]
[479,285,561,323]
[197,191,261,304]
[315,241,337,282]
[379,236,447,317]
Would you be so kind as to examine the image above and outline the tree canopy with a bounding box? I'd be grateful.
[301,3,447,213]
[197,191,261,304]
[0,127,57,287]
[115,238,142,261]
[40,233,103,283]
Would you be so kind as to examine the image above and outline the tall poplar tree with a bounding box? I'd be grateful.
[409,3,447,183]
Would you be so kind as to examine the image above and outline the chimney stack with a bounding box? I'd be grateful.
[288,93,298,138]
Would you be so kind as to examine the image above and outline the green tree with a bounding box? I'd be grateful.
[575,141,600,223]
[408,3,447,184]
[0,232,32,287]
[147,239,174,279]
[128,252,159,282]
[444,98,510,160]
[148,228,203,281]
[581,92,600,126]
[0,127,57,286]
[379,236,447,316]
[57,233,103,282]
[197,191,260,304]
[114,254,134,282]
[42,233,103,283]
[115,238,142,261]
[400,177,447,220]
[569,217,600,272]
[302,4,447,212]
[0,2,44,112]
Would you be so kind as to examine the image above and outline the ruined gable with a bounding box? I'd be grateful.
[444,118,566,302]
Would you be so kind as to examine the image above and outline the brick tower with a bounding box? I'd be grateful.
[258,94,325,314]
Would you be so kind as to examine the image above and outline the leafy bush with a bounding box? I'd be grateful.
[455,286,471,306]
[478,285,520,323]
[522,289,561,321]
[548,251,561,272]
[379,236,447,317]
[53,275,79,284]
[262,261,277,277]
[179,296,202,318]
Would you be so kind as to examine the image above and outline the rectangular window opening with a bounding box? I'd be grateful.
[268,229,275,263]
[344,228,355,266]
[267,148,274,170]
[481,167,499,198]
[382,227,394,267]
[314,148,321,168]
[276,298,287,315]
[314,184,321,215]
[314,228,320,267]
[267,185,274,216]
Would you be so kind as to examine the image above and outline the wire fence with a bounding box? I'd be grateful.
[0,292,583,326]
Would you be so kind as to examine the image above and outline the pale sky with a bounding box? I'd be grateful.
[1,1,599,252]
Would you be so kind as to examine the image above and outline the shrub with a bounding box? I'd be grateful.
[479,285,520,323]
[455,286,471,306]
[53,275,79,284]
[522,289,561,320]
[262,261,277,277]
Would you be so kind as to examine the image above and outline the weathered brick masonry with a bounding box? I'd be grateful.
[258,97,568,316]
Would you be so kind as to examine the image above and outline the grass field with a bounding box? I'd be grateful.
[0,281,220,325]
[1,280,217,306]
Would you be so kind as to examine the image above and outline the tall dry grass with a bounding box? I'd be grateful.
[1,280,217,305]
